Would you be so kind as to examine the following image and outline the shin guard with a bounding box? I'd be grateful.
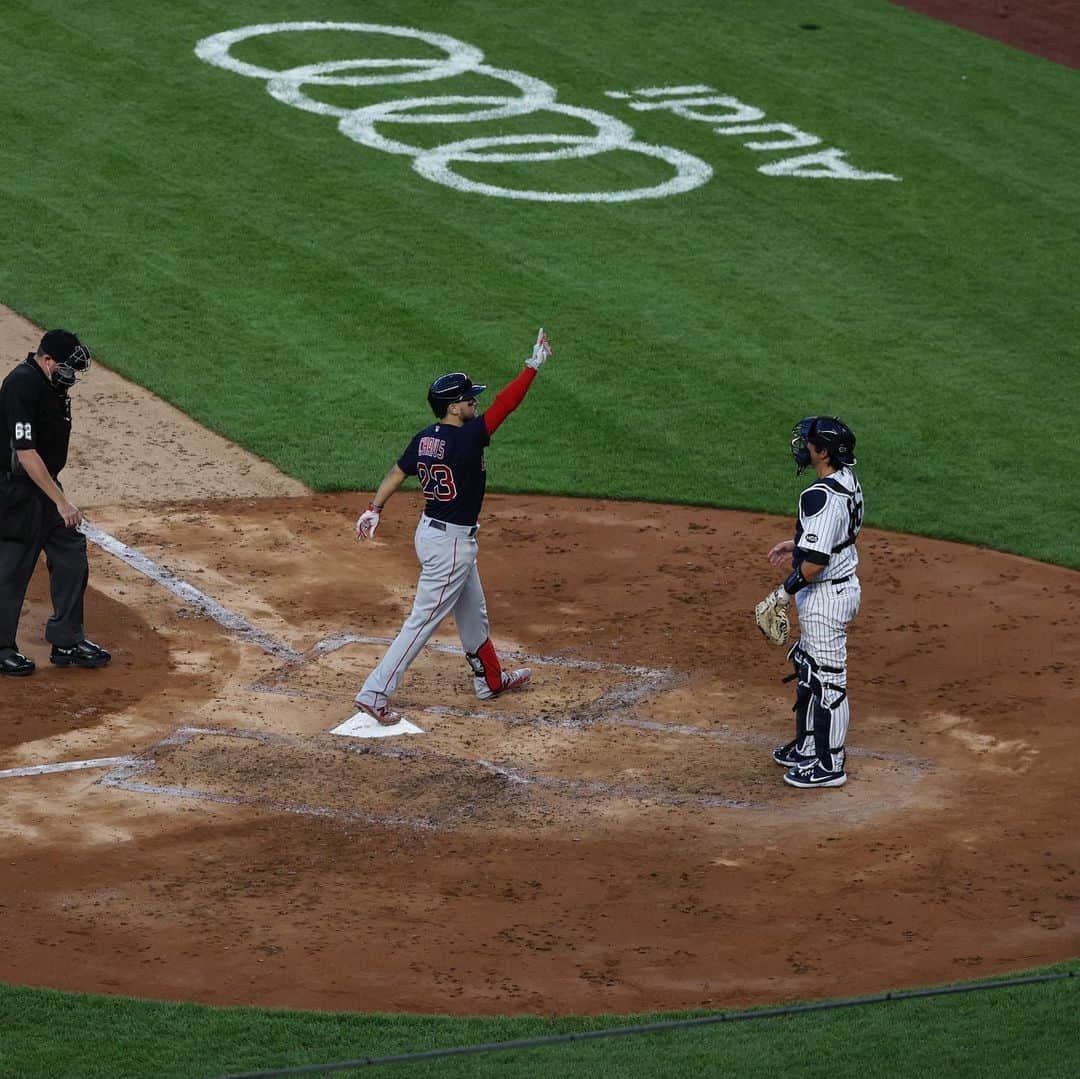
[466,638,503,694]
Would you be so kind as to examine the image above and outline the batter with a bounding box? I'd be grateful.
[352,329,552,725]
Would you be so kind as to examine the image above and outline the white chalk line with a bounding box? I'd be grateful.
[79,520,715,749]
[94,727,433,827]
[82,524,301,661]
[0,756,135,779]
[82,726,762,822]
[55,528,929,823]
[308,632,670,677]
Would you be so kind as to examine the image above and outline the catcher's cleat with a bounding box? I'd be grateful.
[353,699,407,727]
[772,740,816,769]
[474,667,531,700]
[0,650,35,677]
[50,640,111,669]
[783,761,847,788]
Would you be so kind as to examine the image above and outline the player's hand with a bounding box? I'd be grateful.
[768,540,796,566]
[524,328,552,370]
[356,503,381,540]
[57,499,83,528]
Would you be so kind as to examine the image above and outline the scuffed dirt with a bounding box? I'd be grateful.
[0,491,1076,1016]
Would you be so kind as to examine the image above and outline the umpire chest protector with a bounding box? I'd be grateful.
[0,357,73,479]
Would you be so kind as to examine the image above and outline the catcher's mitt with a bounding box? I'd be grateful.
[754,589,790,645]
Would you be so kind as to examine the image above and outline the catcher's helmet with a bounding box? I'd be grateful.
[427,371,487,418]
[790,416,857,474]
[39,328,92,389]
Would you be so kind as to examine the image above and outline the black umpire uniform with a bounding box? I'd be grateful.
[0,329,110,676]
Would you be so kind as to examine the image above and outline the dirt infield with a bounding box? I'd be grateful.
[1,485,1077,1015]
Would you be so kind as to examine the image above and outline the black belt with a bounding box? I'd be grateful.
[427,518,478,537]
[828,574,852,585]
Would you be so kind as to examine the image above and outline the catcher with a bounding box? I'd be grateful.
[755,416,863,788]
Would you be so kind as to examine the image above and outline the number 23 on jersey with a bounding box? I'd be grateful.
[418,462,457,502]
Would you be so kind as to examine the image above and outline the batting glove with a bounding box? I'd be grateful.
[356,502,382,540]
[525,327,552,370]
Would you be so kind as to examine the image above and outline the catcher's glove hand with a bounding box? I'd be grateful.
[754,587,790,645]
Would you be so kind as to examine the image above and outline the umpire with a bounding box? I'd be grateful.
[0,329,111,676]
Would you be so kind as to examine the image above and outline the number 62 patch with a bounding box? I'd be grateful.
[14,421,32,441]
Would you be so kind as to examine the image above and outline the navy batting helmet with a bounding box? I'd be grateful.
[427,371,487,418]
[790,416,856,474]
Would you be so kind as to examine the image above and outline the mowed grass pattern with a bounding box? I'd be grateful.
[0,0,1077,561]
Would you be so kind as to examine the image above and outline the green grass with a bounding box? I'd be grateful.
[0,0,1077,562]
[0,1,1077,1076]
[1,968,1077,1078]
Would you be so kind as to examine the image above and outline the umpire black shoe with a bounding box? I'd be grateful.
[772,739,816,768]
[0,650,35,676]
[50,640,112,669]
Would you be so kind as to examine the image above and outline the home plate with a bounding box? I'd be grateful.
[331,712,425,739]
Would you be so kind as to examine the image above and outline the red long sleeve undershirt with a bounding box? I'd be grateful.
[483,367,536,435]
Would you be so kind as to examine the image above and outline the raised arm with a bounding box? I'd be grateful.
[483,329,552,435]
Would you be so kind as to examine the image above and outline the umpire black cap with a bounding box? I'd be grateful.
[39,329,92,388]
[39,329,85,365]
[427,371,487,417]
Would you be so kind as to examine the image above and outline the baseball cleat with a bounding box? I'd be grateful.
[474,667,532,700]
[353,700,407,727]
[772,740,816,768]
[49,640,111,669]
[783,761,847,788]
[0,650,35,677]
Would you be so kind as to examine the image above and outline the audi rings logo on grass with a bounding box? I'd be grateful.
[194,21,713,203]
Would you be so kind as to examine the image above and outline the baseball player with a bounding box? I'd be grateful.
[351,329,553,725]
[755,417,863,787]
[0,330,111,676]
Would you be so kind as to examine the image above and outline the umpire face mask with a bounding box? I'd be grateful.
[50,344,93,390]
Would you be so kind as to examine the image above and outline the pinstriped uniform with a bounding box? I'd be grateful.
[791,466,863,769]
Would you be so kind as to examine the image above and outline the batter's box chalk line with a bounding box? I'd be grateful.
[80,523,679,725]
[92,726,763,824]
[97,726,440,830]
[79,525,932,770]
[255,632,683,735]
[0,756,137,780]
[83,524,301,662]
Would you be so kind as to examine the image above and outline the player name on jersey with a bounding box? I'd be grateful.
[417,436,447,460]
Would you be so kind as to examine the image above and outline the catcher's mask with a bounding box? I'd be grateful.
[39,329,92,390]
[427,371,487,418]
[791,416,856,474]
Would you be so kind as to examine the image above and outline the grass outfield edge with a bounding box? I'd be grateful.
[0,961,1077,1078]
